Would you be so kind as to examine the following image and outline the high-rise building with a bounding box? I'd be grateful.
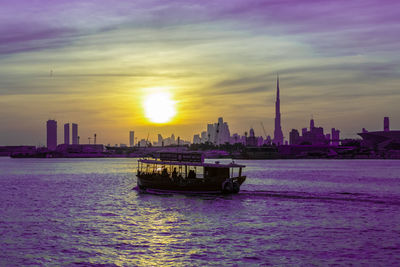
[157,134,163,146]
[273,75,284,145]
[129,131,135,147]
[384,117,390,132]
[207,118,231,145]
[331,128,340,146]
[193,134,201,144]
[289,129,300,145]
[200,131,207,143]
[64,123,70,145]
[246,128,257,146]
[72,123,78,144]
[47,120,57,150]
[310,119,315,130]
[207,124,215,143]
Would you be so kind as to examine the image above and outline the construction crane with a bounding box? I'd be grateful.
[260,122,268,139]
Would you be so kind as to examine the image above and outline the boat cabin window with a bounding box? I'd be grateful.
[204,167,229,179]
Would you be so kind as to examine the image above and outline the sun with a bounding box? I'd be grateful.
[143,92,176,123]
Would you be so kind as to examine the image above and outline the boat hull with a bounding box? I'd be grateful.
[137,174,246,194]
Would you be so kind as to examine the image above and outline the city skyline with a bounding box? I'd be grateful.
[1,1,400,145]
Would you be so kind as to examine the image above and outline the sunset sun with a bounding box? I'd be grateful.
[143,92,176,123]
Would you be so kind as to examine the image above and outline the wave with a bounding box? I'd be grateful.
[132,185,400,206]
[239,190,400,206]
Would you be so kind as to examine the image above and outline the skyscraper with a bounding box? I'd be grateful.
[64,123,70,145]
[331,128,340,146]
[310,118,315,130]
[289,129,300,145]
[273,75,284,145]
[157,134,163,146]
[129,131,135,147]
[47,120,57,150]
[72,123,78,144]
[384,117,390,132]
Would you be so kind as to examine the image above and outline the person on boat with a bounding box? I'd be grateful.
[172,168,178,182]
[161,167,168,177]
[188,169,196,179]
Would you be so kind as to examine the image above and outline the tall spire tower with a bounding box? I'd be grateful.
[273,74,284,145]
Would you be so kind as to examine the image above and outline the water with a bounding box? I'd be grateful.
[0,158,399,266]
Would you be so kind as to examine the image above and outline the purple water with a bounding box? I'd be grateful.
[1,158,399,265]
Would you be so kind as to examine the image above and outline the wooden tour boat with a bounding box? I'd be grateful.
[136,152,246,194]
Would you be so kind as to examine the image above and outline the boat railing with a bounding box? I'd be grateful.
[137,169,205,179]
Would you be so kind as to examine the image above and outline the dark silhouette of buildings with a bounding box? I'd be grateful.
[193,134,201,144]
[0,146,36,156]
[129,131,135,147]
[331,128,340,146]
[301,119,326,145]
[64,123,70,145]
[47,120,57,150]
[72,123,78,144]
[289,129,300,145]
[246,128,257,146]
[289,119,340,146]
[358,117,400,153]
[384,117,390,132]
[273,75,284,145]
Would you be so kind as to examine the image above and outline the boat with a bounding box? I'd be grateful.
[136,152,246,194]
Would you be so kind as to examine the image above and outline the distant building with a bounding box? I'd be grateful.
[310,119,315,130]
[358,117,399,150]
[325,133,331,143]
[289,129,300,145]
[273,75,284,145]
[331,128,340,146]
[257,136,264,146]
[200,131,207,143]
[129,131,135,147]
[358,130,400,149]
[293,119,339,146]
[72,123,78,144]
[231,133,242,144]
[246,128,257,147]
[47,120,57,151]
[207,124,215,143]
[193,134,201,144]
[139,139,148,147]
[64,123,70,145]
[0,146,36,156]
[384,117,390,132]
[264,135,272,145]
[57,144,104,154]
[206,117,231,145]
[301,119,327,145]
[218,119,231,145]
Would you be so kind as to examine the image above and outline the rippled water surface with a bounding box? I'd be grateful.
[1,158,400,266]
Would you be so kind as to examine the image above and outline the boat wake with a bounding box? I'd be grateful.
[239,190,400,206]
[132,185,400,206]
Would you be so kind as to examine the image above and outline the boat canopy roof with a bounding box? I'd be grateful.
[138,159,245,168]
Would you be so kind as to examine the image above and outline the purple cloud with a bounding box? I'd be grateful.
[0,23,76,55]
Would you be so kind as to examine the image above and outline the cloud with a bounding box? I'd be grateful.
[1,0,400,144]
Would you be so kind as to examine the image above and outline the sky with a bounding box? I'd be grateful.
[1,0,400,145]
